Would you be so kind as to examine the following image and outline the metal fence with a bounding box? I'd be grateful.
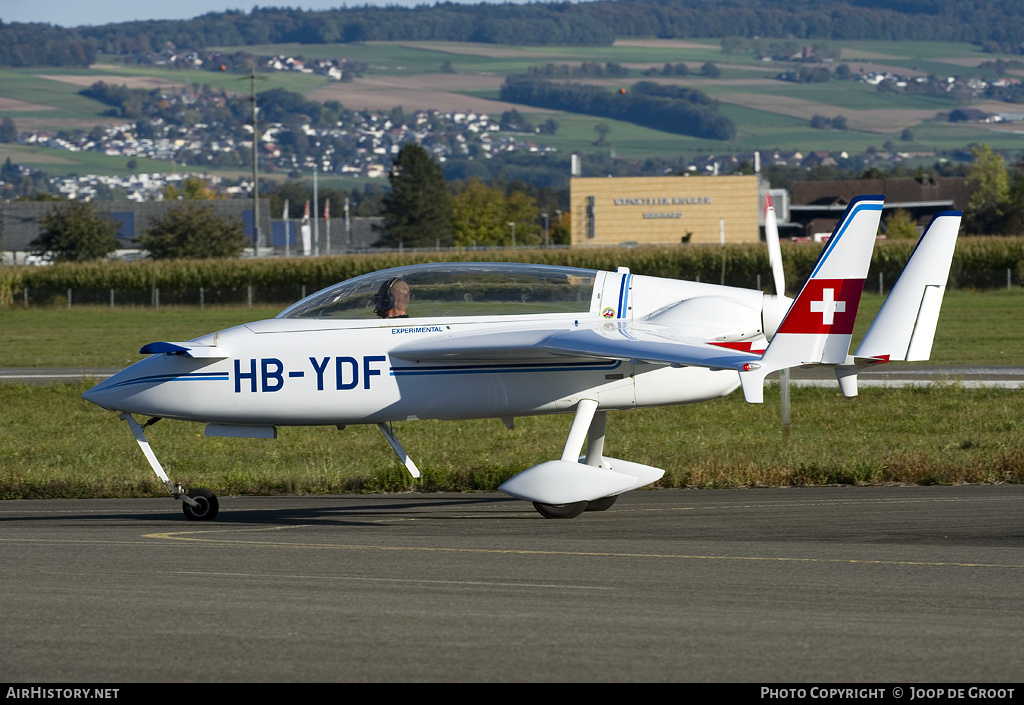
[15,267,1021,310]
[17,285,312,309]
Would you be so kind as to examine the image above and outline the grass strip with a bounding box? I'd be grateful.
[2,290,1022,368]
[1,382,1020,499]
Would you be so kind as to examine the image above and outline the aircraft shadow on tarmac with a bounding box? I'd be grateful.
[0,495,524,528]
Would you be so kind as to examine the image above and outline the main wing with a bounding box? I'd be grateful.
[389,320,762,370]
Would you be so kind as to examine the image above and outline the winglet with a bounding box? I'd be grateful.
[739,195,885,403]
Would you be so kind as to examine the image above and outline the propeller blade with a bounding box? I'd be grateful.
[764,193,785,297]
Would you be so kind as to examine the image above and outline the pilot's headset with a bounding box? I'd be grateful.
[374,277,402,318]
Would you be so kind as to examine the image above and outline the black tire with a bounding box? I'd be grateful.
[533,501,588,519]
[584,495,617,512]
[182,487,219,521]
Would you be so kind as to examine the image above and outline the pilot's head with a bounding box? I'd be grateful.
[374,278,410,318]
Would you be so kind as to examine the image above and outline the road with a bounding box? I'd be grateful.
[2,487,1023,682]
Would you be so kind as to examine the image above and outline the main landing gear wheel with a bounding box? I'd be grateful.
[533,501,588,519]
[584,495,617,512]
[182,488,219,521]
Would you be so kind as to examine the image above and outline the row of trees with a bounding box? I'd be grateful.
[80,81,347,132]
[38,141,1024,263]
[30,178,248,263]
[0,22,95,67]
[500,77,736,141]
[376,145,566,249]
[810,114,848,130]
[28,147,564,261]
[9,1,1024,68]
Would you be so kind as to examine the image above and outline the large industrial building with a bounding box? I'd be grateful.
[570,175,762,246]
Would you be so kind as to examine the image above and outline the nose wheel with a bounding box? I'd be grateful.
[182,488,219,521]
[532,501,588,519]
[119,413,222,521]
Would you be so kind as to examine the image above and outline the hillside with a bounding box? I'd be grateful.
[7,1,1024,63]
[3,3,1024,194]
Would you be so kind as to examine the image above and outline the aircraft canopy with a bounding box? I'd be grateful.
[277,262,598,320]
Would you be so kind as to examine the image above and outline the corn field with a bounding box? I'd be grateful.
[2,238,1022,308]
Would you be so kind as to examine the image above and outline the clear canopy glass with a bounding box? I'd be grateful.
[277,262,598,320]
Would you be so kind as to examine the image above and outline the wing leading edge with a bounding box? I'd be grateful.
[389,321,761,370]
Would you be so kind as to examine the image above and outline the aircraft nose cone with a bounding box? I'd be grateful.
[81,359,158,411]
[81,377,122,410]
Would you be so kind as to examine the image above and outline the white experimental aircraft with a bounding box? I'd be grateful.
[82,196,962,520]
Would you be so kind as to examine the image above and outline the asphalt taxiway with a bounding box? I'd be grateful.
[2,486,1023,682]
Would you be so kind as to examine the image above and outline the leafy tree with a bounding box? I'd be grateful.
[964,144,1010,235]
[699,62,720,78]
[549,212,571,245]
[452,179,507,246]
[378,144,452,248]
[1003,155,1024,235]
[31,200,120,262]
[140,202,247,259]
[451,178,540,247]
[0,117,16,143]
[884,209,919,239]
[503,190,541,246]
[163,176,222,201]
[352,183,386,217]
[499,109,534,133]
[268,180,312,219]
[659,62,689,77]
[538,118,559,135]
[1,157,19,181]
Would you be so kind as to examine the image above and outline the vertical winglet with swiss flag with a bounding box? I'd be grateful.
[739,195,885,403]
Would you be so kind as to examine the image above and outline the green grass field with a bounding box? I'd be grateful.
[0,289,1021,499]
[1,379,1019,500]
[2,289,1021,368]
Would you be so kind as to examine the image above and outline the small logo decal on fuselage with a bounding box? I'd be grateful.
[391,326,444,334]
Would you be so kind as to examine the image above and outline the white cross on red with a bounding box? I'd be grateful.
[809,288,846,325]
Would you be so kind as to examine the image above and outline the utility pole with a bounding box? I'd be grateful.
[249,63,260,257]
[313,164,319,256]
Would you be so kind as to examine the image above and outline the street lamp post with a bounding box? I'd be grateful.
[507,221,516,247]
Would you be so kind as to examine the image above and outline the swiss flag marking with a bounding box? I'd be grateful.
[810,288,845,325]
[778,278,864,335]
